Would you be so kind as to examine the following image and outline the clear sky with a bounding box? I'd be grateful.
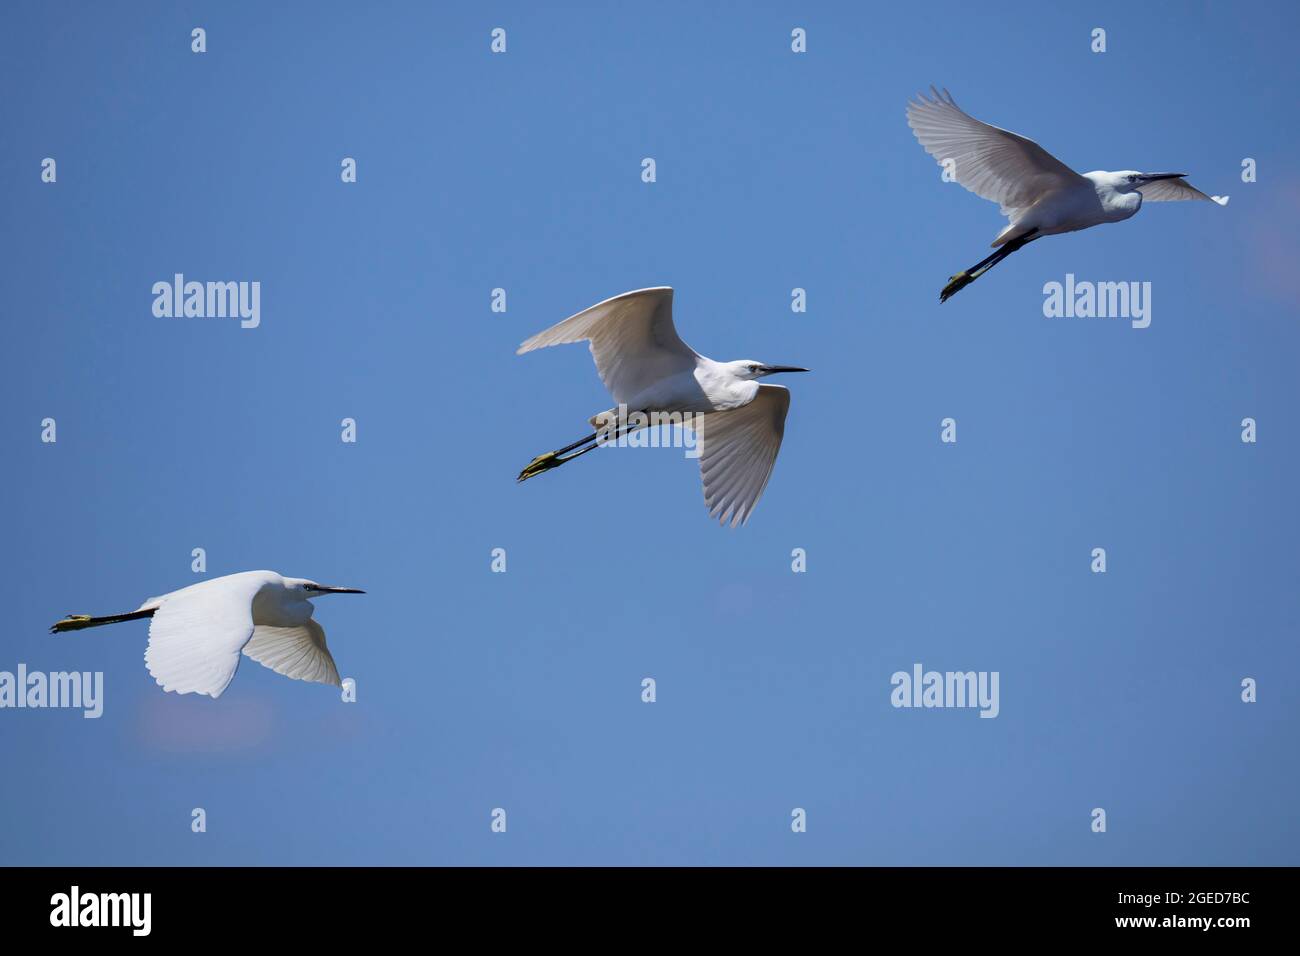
[2,0,1297,865]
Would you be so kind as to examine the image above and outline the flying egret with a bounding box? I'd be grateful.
[515,287,808,527]
[907,87,1229,302]
[50,570,363,698]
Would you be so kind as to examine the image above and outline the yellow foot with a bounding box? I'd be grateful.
[517,451,562,482]
[50,614,91,634]
[940,270,975,303]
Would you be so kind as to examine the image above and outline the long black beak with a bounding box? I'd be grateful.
[1143,172,1186,181]
[762,365,810,374]
[316,586,366,594]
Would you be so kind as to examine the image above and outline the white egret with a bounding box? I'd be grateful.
[50,570,363,698]
[907,87,1229,302]
[516,287,808,527]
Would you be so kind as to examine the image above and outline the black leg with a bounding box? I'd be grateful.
[517,418,645,482]
[50,607,156,634]
[940,229,1040,303]
[554,432,599,456]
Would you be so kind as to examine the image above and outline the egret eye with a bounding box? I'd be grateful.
[749,364,760,373]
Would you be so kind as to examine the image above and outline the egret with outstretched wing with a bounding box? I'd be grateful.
[50,570,364,698]
[516,287,808,527]
[907,87,1228,301]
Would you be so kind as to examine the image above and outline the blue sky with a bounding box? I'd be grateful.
[2,0,1298,865]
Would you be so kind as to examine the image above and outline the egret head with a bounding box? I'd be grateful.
[1112,170,1187,193]
[284,578,366,598]
[728,360,810,381]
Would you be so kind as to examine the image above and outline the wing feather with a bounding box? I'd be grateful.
[695,384,791,527]
[1137,177,1229,205]
[907,87,1085,216]
[516,288,698,405]
[144,575,265,698]
[243,620,341,687]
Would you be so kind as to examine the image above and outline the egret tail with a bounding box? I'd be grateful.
[50,608,156,634]
[940,229,1040,303]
